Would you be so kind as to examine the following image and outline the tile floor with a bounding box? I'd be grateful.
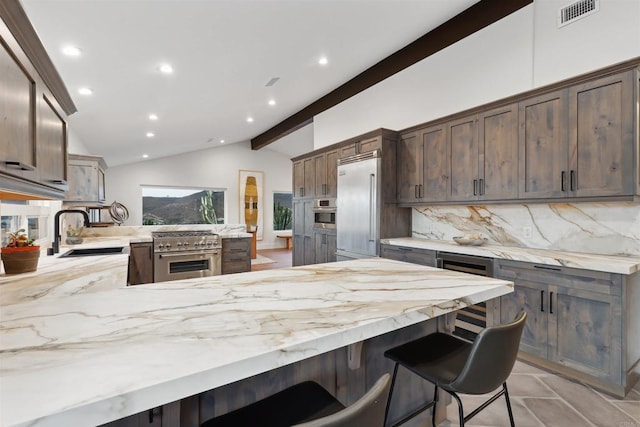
[439,361,640,427]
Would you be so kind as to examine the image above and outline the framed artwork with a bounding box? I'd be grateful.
[239,170,264,240]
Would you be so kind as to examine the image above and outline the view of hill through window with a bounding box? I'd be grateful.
[142,187,225,225]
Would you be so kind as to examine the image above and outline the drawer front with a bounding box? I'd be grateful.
[222,238,250,253]
[380,244,436,267]
[222,260,251,275]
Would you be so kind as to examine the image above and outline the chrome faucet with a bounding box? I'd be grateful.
[49,209,90,255]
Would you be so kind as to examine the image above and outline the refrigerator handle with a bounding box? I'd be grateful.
[369,173,377,242]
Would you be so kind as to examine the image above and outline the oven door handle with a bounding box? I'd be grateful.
[158,251,218,258]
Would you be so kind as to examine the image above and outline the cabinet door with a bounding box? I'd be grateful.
[569,71,635,197]
[314,232,327,264]
[421,124,449,202]
[325,150,338,198]
[448,115,478,201]
[0,39,37,180]
[303,235,314,265]
[66,160,99,201]
[479,104,518,200]
[499,279,549,359]
[303,157,315,198]
[326,233,336,262]
[293,235,304,266]
[293,161,304,198]
[314,154,327,196]
[128,242,154,285]
[396,131,422,203]
[339,143,357,158]
[358,136,381,154]
[37,95,67,187]
[293,199,305,235]
[548,285,620,382]
[518,90,568,199]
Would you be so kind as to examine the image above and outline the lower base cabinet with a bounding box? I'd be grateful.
[313,230,336,264]
[380,244,436,267]
[128,242,154,285]
[221,237,251,274]
[493,259,639,396]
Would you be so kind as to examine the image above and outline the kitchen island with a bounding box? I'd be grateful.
[0,258,513,427]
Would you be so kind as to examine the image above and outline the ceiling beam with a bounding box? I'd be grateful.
[251,0,533,150]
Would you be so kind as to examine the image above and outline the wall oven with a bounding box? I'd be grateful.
[313,198,336,229]
[152,231,221,283]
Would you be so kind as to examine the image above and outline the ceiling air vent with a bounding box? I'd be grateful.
[558,0,599,28]
[265,77,280,87]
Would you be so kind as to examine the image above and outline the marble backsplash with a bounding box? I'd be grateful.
[81,224,247,237]
[412,202,640,256]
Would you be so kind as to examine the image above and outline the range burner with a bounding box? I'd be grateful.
[152,231,216,238]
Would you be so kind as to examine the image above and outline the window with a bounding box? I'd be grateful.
[273,192,292,230]
[1,201,51,246]
[141,186,225,225]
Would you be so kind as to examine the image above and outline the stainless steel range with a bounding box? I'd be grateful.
[152,231,221,283]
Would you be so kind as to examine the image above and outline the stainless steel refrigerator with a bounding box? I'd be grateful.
[336,151,382,260]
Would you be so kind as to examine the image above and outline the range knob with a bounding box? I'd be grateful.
[206,241,213,246]
[157,243,164,250]
[183,242,189,247]
[177,242,182,247]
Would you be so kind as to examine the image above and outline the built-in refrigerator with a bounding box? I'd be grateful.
[336,151,381,260]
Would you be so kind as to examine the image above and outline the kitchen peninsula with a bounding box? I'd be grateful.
[0,258,513,427]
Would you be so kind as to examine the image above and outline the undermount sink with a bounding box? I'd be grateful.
[59,247,126,258]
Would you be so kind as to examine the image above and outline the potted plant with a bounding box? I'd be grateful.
[1,229,40,274]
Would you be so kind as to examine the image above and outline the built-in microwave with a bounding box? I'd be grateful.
[313,198,336,229]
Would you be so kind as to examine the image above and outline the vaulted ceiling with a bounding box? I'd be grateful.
[21,0,482,166]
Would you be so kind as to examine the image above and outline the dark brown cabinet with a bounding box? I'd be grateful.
[449,104,518,201]
[313,230,336,264]
[0,14,71,199]
[396,131,421,203]
[128,242,154,285]
[313,149,338,198]
[292,157,315,199]
[493,259,638,397]
[292,199,314,266]
[380,244,436,267]
[338,135,382,158]
[568,71,635,198]
[222,237,251,274]
[519,70,635,200]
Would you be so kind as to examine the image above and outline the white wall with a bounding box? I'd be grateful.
[67,126,92,156]
[106,141,292,249]
[313,1,640,148]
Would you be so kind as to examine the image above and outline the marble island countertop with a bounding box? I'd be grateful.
[381,237,640,275]
[0,258,513,427]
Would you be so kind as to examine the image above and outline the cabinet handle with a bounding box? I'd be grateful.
[4,161,35,171]
[561,171,566,191]
[49,179,67,185]
[534,265,562,271]
[300,187,305,197]
[549,291,554,314]
[479,179,484,195]
[570,170,575,191]
[414,184,418,199]
[419,184,423,198]
[473,179,478,196]
[540,290,545,312]
[149,406,162,423]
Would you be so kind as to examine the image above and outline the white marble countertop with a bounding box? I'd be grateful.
[381,237,640,275]
[0,258,513,427]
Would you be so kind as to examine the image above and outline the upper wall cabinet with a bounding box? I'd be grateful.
[449,104,519,201]
[519,71,635,199]
[65,154,107,206]
[292,157,315,199]
[338,135,382,158]
[0,4,74,200]
[313,149,338,198]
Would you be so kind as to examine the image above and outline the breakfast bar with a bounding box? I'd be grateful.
[0,258,513,427]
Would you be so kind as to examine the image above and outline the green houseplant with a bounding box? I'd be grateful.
[1,229,40,274]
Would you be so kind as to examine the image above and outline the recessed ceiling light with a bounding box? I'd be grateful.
[159,63,173,74]
[220,139,225,144]
[78,87,92,95]
[246,117,254,123]
[142,154,149,158]
[268,99,276,106]
[318,56,328,66]
[62,45,81,57]
[146,132,155,138]
[148,114,158,121]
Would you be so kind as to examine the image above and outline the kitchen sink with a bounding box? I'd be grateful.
[59,247,126,258]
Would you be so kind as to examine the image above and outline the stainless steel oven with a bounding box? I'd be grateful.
[313,198,336,229]
[152,231,221,283]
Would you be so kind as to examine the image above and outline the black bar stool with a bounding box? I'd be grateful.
[383,311,527,427]
[200,373,391,427]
